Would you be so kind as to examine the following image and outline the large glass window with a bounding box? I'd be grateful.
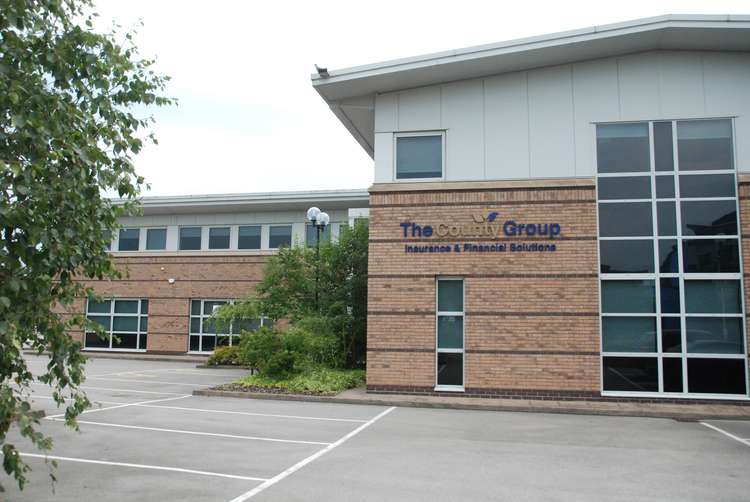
[238,226,261,250]
[189,299,268,353]
[208,227,230,250]
[146,228,167,250]
[396,133,443,180]
[85,298,148,351]
[597,119,746,397]
[179,227,202,250]
[436,279,463,389]
[118,228,140,251]
[269,225,292,249]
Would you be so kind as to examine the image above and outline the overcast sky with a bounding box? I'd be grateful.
[95,0,748,197]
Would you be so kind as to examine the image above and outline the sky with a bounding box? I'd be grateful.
[94,0,749,197]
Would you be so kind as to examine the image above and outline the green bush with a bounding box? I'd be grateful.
[232,367,365,395]
[206,345,242,366]
[237,319,343,378]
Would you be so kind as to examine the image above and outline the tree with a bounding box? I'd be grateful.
[0,0,172,490]
[216,220,369,367]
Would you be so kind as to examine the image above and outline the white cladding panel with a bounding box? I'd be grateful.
[372,50,750,182]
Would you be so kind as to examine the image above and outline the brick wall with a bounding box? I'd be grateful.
[66,254,268,353]
[366,179,601,397]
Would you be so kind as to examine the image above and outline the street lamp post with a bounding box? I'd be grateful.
[306,206,330,313]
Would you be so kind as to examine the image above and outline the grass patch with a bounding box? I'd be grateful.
[227,367,365,396]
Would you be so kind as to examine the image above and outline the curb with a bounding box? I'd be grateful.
[195,364,251,370]
[24,349,208,364]
[192,389,750,421]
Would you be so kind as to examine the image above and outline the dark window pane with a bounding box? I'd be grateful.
[602,317,656,352]
[437,352,463,386]
[146,228,166,250]
[203,300,227,315]
[139,317,148,332]
[686,318,743,354]
[189,335,200,351]
[599,240,654,274]
[396,135,442,179]
[679,174,735,198]
[661,317,681,352]
[139,333,147,350]
[601,280,655,313]
[238,226,261,249]
[597,177,651,200]
[598,203,652,237]
[216,335,231,347]
[190,317,201,333]
[682,239,739,273]
[685,280,741,314]
[662,358,683,392]
[654,121,674,171]
[655,176,675,198]
[114,300,138,314]
[687,358,746,394]
[305,224,331,247]
[87,316,110,330]
[437,316,463,349]
[234,318,260,334]
[438,280,463,312]
[681,201,737,236]
[263,319,275,330]
[85,332,109,348]
[118,228,139,251]
[113,316,138,332]
[87,299,110,314]
[596,123,650,173]
[603,357,658,392]
[202,319,217,334]
[140,300,149,314]
[657,202,676,237]
[208,227,230,249]
[201,335,216,352]
[269,226,292,248]
[660,278,680,314]
[190,300,201,315]
[658,240,679,273]
[112,333,138,349]
[179,227,202,250]
[677,119,733,171]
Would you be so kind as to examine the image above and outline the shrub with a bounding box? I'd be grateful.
[207,345,242,366]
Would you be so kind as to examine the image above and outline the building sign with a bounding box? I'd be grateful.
[400,211,561,254]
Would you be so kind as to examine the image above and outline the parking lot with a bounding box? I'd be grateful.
[1,355,749,501]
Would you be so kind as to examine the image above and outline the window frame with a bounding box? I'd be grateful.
[117,228,140,252]
[207,226,231,250]
[393,131,446,182]
[435,277,465,392]
[595,118,748,400]
[237,225,262,250]
[188,299,268,354]
[84,298,148,352]
[179,226,203,251]
[268,225,293,249]
[145,227,167,251]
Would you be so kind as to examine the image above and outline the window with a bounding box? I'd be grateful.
[597,119,746,397]
[436,279,464,390]
[395,133,443,180]
[118,228,139,251]
[85,298,148,351]
[269,225,292,248]
[179,227,202,250]
[208,227,230,249]
[103,229,112,251]
[146,228,167,250]
[305,224,331,247]
[188,299,268,352]
[238,226,261,249]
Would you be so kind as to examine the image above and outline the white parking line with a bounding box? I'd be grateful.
[46,418,331,446]
[30,382,186,396]
[85,376,213,387]
[19,453,267,482]
[136,404,369,423]
[701,422,750,447]
[86,368,181,378]
[32,395,127,406]
[229,407,397,501]
[45,395,191,419]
